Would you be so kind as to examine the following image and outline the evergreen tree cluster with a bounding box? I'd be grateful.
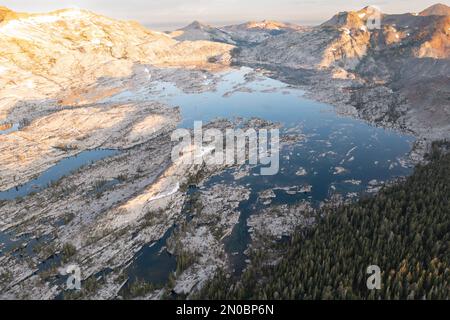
[198,151,450,300]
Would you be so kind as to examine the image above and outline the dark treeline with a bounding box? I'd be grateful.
[198,147,450,300]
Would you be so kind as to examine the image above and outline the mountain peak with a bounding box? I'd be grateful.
[0,6,20,22]
[0,7,97,25]
[0,5,12,11]
[321,11,364,29]
[420,3,450,16]
[321,6,386,30]
[240,20,302,31]
[183,20,209,30]
[246,20,284,29]
[358,6,382,15]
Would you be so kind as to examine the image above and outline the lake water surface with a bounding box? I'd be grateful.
[0,149,119,200]
[122,67,415,284]
[0,67,416,291]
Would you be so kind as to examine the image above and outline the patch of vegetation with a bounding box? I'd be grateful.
[83,276,101,294]
[124,279,158,299]
[61,242,77,262]
[176,251,198,276]
[116,173,128,182]
[18,118,30,129]
[198,150,450,300]
[93,179,108,190]
[180,164,208,192]
[38,265,59,281]
[425,140,450,161]
[54,143,79,152]
[61,275,103,300]
[0,271,13,287]
[33,242,57,258]
[63,212,75,225]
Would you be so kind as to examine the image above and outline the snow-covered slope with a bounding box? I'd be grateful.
[0,7,233,121]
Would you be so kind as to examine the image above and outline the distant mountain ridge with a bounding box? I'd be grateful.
[420,3,450,16]
[169,20,236,44]
[0,3,448,151]
[227,19,303,31]
[321,6,382,29]
[166,3,450,150]
[234,3,449,140]
[0,5,24,22]
[171,19,305,45]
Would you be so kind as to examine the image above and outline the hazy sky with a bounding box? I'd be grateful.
[2,0,448,29]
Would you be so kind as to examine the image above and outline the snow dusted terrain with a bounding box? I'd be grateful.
[0,4,448,300]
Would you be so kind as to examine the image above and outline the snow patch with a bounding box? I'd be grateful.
[333,166,347,175]
[295,167,307,176]
[0,66,8,75]
[148,182,180,202]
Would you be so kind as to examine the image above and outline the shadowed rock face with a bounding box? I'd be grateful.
[231,5,449,142]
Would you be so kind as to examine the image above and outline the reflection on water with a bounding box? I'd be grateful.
[0,123,19,135]
[0,149,119,200]
[121,226,177,296]
[1,67,414,288]
[117,67,415,284]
